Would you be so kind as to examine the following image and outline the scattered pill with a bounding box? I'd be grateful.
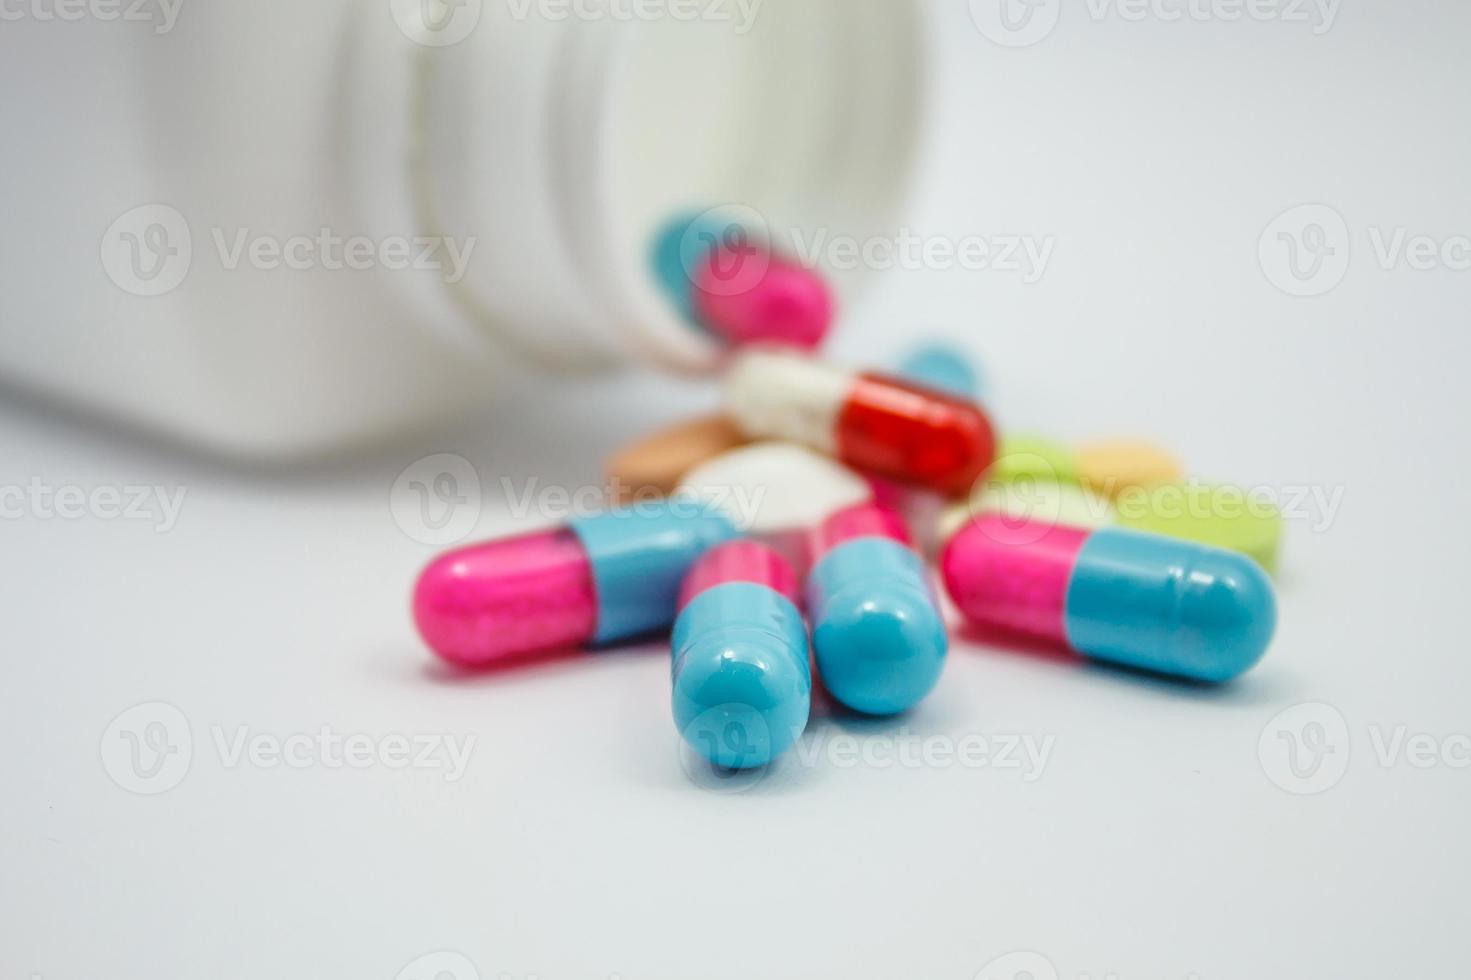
[677,441,873,573]
[806,504,948,715]
[649,210,745,327]
[413,500,738,668]
[874,342,982,553]
[942,515,1276,682]
[991,435,1081,486]
[1115,482,1283,574]
[937,478,1114,544]
[896,342,983,401]
[692,243,833,351]
[726,349,997,497]
[604,414,750,504]
[650,210,832,350]
[1076,439,1183,499]
[672,540,811,769]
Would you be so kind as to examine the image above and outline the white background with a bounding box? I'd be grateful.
[4,3,1470,979]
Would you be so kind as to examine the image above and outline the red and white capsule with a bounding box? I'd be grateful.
[726,349,998,497]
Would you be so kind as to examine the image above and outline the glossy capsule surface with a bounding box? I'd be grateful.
[414,501,738,668]
[693,244,833,350]
[806,505,948,715]
[941,515,1277,682]
[727,350,997,497]
[649,212,832,350]
[672,541,810,769]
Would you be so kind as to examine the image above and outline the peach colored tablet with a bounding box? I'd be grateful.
[605,415,750,504]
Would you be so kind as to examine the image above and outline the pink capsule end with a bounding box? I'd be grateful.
[413,528,599,668]
[940,515,1091,647]
[692,245,833,350]
[810,502,912,562]
[678,540,800,610]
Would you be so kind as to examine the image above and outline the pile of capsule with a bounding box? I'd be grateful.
[413,212,1281,773]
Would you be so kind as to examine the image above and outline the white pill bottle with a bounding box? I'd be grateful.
[0,0,926,456]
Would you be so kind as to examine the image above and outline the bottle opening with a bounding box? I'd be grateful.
[582,0,928,371]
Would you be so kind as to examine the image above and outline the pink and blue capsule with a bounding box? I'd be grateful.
[671,540,811,770]
[649,211,832,350]
[942,515,1277,683]
[414,500,738,668]
[806,504,948,715]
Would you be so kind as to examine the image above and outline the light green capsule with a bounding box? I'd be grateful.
[1114,482,1283,574]
[990,435,1080,486]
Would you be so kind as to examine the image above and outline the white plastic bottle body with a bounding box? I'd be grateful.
[0,0,926,457]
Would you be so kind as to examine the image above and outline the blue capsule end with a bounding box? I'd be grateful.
[572,500,739,645]
[896,343,984,402]
[807,538,949,716]
[1065,527,1278,683]
[671,583,810,770]
[649,210,747,330]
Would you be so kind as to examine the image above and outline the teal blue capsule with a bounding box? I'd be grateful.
[805,507,948,715]
[671,542,810,770]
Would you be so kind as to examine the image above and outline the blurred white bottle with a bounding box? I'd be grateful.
[0,0,926,456]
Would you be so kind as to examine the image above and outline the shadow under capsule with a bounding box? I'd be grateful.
[953,622,1283,705]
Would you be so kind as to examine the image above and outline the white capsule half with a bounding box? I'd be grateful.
[725,350,856,455]
[678,441,872,573]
